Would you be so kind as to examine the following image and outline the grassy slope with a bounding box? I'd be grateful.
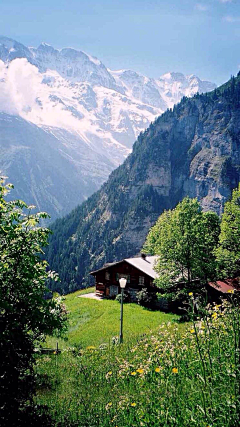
[46,288,178,349]
[36,300,240,427]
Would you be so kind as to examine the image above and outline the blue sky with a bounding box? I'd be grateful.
[0,0,240,85]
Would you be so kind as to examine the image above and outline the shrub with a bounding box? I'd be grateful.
[115,292,130,303]
[136,288,157,308]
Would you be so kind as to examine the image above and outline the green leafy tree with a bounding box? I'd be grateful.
[0,178,67,427]
[215,184,240,277]
[143,197,220,298]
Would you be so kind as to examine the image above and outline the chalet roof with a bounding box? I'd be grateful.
[126,256,159,279]
[90,255,159,279]
[208,278,240,293]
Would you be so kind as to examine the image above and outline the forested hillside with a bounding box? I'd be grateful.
[45,74,240,293]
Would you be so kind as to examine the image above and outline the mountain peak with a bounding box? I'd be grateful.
[0,36,33,62]
[160,72,186,82]
[37,42,57,52]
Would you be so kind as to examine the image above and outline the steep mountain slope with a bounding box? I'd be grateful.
[45,75,240,293]
[0,113,113,221]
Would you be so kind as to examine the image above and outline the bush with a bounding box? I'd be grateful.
[115,292,130,303]
[136,288,157,308]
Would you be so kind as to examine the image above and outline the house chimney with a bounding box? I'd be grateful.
[141,253,146,260]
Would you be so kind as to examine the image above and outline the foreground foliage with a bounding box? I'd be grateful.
[36,297,240,426]
[0,179,67,426]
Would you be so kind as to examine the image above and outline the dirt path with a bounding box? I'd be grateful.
[78,292,104,301]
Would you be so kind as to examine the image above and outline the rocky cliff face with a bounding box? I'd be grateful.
[45,76,240,293]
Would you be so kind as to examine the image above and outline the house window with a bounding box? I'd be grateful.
[139,276,145,285]
[116,273,130,283]
[105,271,110,280]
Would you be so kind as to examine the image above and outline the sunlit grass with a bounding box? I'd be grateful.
[36,294,240,426]
[46,288,178,349]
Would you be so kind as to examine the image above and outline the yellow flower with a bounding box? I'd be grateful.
[189,292,193,296]
[172,367,178,374]
[155,367,161,373]
[131,371,137,376]
[136,368,144,374]
[86,345,96,350]
[131,402,136,407]
[190,329,195,334]
[227,289,234,294]
[212,312,217,319]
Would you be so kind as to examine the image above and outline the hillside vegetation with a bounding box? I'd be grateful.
[46,73,240,294]
[35,296,240,427]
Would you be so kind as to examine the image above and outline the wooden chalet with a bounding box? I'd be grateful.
[90,254,159,301]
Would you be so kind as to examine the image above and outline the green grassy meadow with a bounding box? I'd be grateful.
[46,288,178,349]
[36,292,240,427]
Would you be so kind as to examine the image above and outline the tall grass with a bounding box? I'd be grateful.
[35,295,240,426]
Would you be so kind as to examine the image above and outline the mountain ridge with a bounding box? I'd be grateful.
[0,35,216,221]
[45,74,240,293]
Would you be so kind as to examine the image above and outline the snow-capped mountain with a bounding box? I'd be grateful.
[0,36,216,219]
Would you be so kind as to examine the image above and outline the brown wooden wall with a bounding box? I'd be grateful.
[93,261,156,296]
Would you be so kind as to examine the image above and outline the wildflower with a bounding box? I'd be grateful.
[105,402,113,410]
[136,368,144,374]
[189,292,193,296]
[131,371,137,376]
[155,367,161,373]
[106,371,113,379]
[190,329,195,334]
[227,289,234,294]
[86,345,96,350]
[131,402,136,407]
[212,312,218,319]
[172,367,178,374]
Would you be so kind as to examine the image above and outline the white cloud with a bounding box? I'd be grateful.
[0,59,79,130]
[0,59,42,116]
[196,3,209,11]
[223,15,240,22]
